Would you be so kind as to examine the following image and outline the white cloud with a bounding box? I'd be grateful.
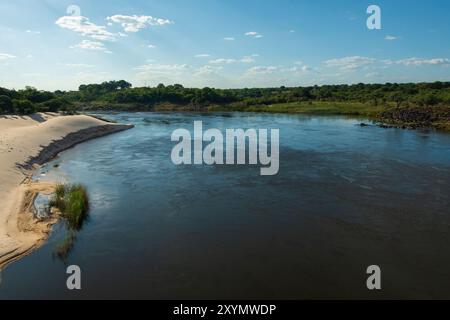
[285,65,312,74]
[245,31,263,38]
[247,66,278,74]
[194,65,223,76]
[209,58,236,64]
[289,30,296,33]
[393,57,450,66]
[147,44,157,49]
[241,56,256,63]
[70,40,109,51]
[56,15,116,41]
[208,56,257,64]
[107,15,172,33]
[224,37,235,41]
[275,59,312,75]
[324,56,375,70]
[0,53,16,60]
[195,54,211,58]
[26,30,41,34]
[290,61,312,72]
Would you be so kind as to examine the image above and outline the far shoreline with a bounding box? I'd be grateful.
[84,108,450,133]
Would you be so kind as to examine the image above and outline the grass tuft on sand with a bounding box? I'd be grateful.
[50,184,89,230]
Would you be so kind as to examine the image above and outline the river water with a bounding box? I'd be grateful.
[1,112,450,299]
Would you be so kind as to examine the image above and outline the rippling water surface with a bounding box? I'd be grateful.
[1,112,450,299]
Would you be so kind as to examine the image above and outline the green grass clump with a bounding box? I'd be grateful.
[49,184,67,212]
[50,184,89,230]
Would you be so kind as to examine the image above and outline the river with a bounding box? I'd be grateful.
[1,112,449,299]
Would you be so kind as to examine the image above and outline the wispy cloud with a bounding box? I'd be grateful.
[106,15,172,33]
[287,65,312,73]
[26,30,41,34]
[324,56,375,70]
[208,56,256,64]
[301,65,312,72]
[240,56,256,63]
[246,66,278,74]
[195,54,211,58]
[70,40,110,52]
[209,58,237,64]
[0,53,16,60]
[392,57,450,66]
[245,31,263,38]
[194,65,223,76]
[55,15,116,41]
[224,37,235,41]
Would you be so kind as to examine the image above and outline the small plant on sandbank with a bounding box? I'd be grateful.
[50,183,89,231]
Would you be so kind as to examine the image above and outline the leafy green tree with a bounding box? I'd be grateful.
[38,98,66,112]
[13,99,36,114]
[0,95,13,114]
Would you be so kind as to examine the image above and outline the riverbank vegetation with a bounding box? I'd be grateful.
[1,80,450,130]
[50,184,89,231]
[49,183,89,262]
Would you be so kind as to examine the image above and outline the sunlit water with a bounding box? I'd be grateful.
[1,112,450,299]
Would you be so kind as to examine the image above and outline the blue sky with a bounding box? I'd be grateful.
[0,0,449,90]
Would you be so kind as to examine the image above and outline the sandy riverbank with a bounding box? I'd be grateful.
[0,113,133,269]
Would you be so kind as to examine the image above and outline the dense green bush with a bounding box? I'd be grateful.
[38,98,67,112]
[13,99,36,114]
[0,95,13,114]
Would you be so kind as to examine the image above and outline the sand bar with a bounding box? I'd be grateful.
[0,113,133,269]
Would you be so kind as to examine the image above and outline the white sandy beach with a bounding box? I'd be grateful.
[0,113,131,269]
